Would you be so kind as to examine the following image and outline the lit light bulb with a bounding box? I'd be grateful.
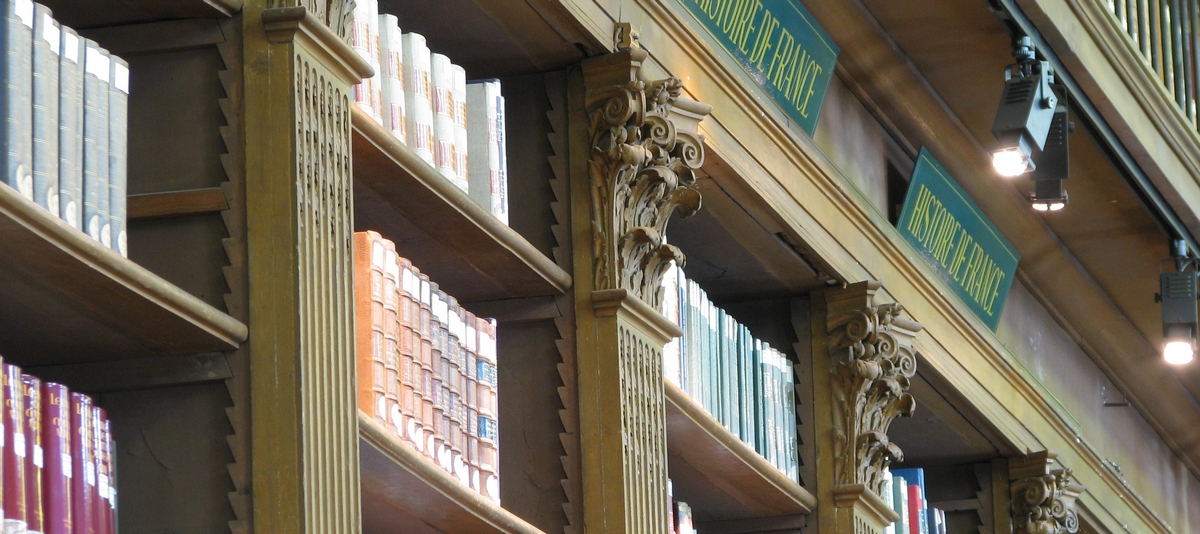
[1164,340,1195,365]
[1031,202,1049,211]
[992,148,1029,177]
[1049,202,1065,211]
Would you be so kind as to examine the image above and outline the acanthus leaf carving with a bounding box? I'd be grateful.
[826,282,922,496]
[1011,452,1085,534]
[583,48,711,311]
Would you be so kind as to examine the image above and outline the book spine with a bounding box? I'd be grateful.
[4,0,33,200]
[349,0,373,117]
[494,89,508,225]
[366,0,381,124]
[754,339,765,458]
[478,318,499,504]
[925,509,939,534]
[464,314,479,493]
[437,294,452,473]
[429,286,446,466]
[352,232,375,420]
[401,34,433,166]
[881,470,894,534]
[101,420,113,534]
[785,355,799,481]
[446,298,463,482]
[4,364,26,529]
[465,81,494,215]
[418,274,435,459]
[397,258,416,446]
[452,65,468,193]
[382,242,402,437]
[89,409,105,534]
[378,15,405,144]
[22,375,41,534]
[893,476,908,534]
[40,383,70,534]
[80,41,107,244]
[906,484,922,534]
[68,393,90,534]
[31,5,58,215]
[430,54,456,186]
[107,58,128,257]
[725,314,737,435]
[57,27,80,229]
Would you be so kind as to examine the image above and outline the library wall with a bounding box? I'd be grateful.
[997,280,1200,531]
[812,76,888,216]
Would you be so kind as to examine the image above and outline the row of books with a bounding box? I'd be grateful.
[353,231,501,504]
[667,481,697,534]
[0,2,130,257]
[661,265,800,481]
[882,468,947,534]
[0,362,116,534]
[350,1,510,224]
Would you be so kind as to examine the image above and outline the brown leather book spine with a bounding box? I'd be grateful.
[429,285,446,470]
[382,241,402,437]
[445,297,462,482]
[476,318,499,503]
[69,393,91,534]
[464,312,479,493]
[4,363,27,529]
[41,382,70,534]
[22,375,42,534]
[397,257,417,446]
[88,409,105,534]
[353,231,386,425]
[418,273,435,459]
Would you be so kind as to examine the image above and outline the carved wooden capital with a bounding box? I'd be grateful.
[1010,451,1084,534]
[270,0,355,42]
[824,281,921,496]
[581,48,712,311]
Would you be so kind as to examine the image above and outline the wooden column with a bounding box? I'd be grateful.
[812,281,920,534]
[570,36,711,532]
[242,2,370,531]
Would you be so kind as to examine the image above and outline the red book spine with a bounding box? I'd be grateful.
[69,393,92,534]
[4,364,27,530]
[23,375,42,534]
[41,383,71,534]
[89,409,105,534]
[907,484,922,534]
[102,420,113,534]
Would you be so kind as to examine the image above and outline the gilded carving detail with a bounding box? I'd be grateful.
[826,284,921,496]
[1011,456,1084,534]
[584,48,711,311]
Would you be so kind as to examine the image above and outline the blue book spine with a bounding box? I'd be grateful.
[108,57,128,256]
[31,5,58,213]
[57,26,80,228]
[3,0,33,199]
[81,40,109,243]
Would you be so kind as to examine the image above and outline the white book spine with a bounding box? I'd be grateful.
[366,0,381,124]
[378,15,405,144]
[349,1,374,116]
[402,33,434,166]
[430,53,456,186]
[494,88,508,224]
[662,262,680,386]
[451,65,468,193]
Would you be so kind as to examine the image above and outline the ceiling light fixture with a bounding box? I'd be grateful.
[991,36,1057,178]
[1159,239,1197,365]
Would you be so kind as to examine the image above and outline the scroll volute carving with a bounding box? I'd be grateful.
[1010,451,1084,534]
[271,0,355,40]
[582,45,712,311]
[825,281,921,496]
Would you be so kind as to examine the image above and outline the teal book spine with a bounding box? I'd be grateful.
[4,0,33,199]
[753,338,763,456]
[741,325,753,448]
[57,27,81,229]
[726,315,737,434]
[784,354,799,481]
[31,5,58,213]
[893,475,909,534]
[108,57,128,257]
[717,309,729,430]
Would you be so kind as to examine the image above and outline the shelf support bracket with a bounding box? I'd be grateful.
[571,42,710,532]
[812,281,921,533]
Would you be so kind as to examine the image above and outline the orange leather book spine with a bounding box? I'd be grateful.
[464,312,479,493]
[381,241,402,437]
[353,231,386,424]
[418,273,435,459]
[397,257,417,446]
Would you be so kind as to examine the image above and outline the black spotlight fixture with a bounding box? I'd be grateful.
[1028,92,1069,211]
[1158,239,1197,365]
[991,36,1058,177]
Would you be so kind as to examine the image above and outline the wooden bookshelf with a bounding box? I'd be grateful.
[664,379,816,521]
[0,183,247,365]
[358,412,545,534]
[351,107,572,305]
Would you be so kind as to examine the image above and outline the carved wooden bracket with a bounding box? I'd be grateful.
[581,45,712,311]
[1010,451,1084,534]
[270,0,355,42]
[825,281,921,496]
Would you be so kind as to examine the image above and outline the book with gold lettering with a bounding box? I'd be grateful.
[41,382,70,534]
[354,231,387,428]
[451,65,468,193]
[402,33,433,166]
[382,242,402,437]
[22,375,42,534]
[57,26,81,230]
[4,364,27,531]
[108,57,129,257]
[378,14,405,144]
[31,5,58,215]
[430,54,456,187]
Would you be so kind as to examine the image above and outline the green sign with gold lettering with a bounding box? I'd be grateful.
[897,149,1019,330]
[676,0,838,136]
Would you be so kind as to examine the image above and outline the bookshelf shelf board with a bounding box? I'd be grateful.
[352,107,572,305]
[359,413,545,534]
[0,184,247,365]
[665,379,816,521]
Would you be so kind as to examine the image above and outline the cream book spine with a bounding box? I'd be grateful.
[401,33,433,166]
[378,15,405,144]
[451,65,468,193]
[430,53,456,185]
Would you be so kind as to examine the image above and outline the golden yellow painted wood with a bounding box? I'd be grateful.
[127,188,229,221]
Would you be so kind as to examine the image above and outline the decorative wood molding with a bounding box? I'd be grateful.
[581,45,711,311]
[831,484,901,529]
[1009,451,1084,534]
[269,0,355,42]
[824,281,921,497]
[262,6,371,84]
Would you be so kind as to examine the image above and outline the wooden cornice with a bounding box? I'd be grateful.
[262,6,372,84]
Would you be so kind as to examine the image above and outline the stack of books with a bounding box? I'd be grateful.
[662,265,800,481]
[0,360,116,534]
[883,468,947,534]
[349,1,509,225]
[0,2,131,257]
[353,231,501,504]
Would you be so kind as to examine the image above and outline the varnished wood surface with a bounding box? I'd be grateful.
[0,183,246,364]
[664,379,816,521]
[358,413,545,534]
[351,106,572,304]
[128,188,230,221]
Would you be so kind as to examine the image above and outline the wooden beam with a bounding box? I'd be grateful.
[695,514,806,534]
[80,18,228,56]
[128,187,229,221]
[27,353,232,394]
